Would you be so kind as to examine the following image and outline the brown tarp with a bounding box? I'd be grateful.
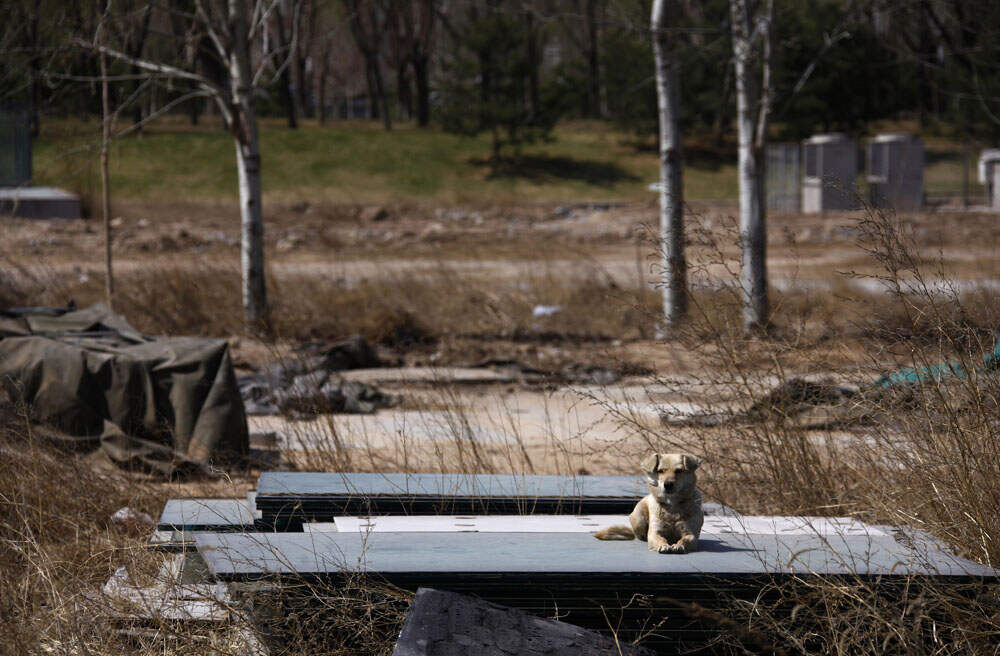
[0,303,248,475]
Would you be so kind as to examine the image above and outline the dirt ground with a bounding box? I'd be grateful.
[5,198,1000,487]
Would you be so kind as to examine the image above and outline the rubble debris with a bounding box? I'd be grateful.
[393,588,655,656]
[294,334,385,371]
[111,507,155,532]
[238,336,399,417]
[341,366,518,386]
[239,373,398,418]
[531,304,563,318]
[465,357,621,386]
[662,377,863,429]
[359,205,391,222]
[744,377,857,420]
[561,363,620,386]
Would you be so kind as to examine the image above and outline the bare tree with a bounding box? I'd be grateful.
[651,0,686,328]
[344,0,392,129]
[313,5,339,124]
[581,0,604,118]
[729,0,773,332]
[388,0,436,127]
[98,4,114,309]
[270,0,312,128]
[521,1,542,119]
[107,0,153,129]
[562,0,605,118]
[85,0,303,331]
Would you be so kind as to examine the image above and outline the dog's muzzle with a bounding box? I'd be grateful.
[662,481,674,493]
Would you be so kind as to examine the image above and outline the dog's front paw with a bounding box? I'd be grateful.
[657,543,687,554]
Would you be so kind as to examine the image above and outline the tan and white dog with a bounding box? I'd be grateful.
[594,453,704,554]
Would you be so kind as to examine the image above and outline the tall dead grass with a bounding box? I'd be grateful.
[0,401,160,654]
[607,205,1000,653]
[1,256,656,343]
[5,204,1000,654]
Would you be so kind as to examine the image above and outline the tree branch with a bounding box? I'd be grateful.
[76,38,219,92]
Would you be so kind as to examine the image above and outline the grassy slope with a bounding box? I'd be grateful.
[32,117,981,206]
[32,118,733,205]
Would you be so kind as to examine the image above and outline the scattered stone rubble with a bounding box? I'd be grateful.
[238,335,401,418]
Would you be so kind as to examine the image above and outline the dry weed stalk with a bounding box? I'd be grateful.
[592,204,1000,653]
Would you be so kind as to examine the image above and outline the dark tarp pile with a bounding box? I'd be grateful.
[0,303,248,475]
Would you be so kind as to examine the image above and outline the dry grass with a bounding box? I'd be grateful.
[4,203,1000,654]
[1,255,657,344]
[0,402,159,654]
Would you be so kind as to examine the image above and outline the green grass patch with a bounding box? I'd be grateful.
[32,117,981,206]
[32,118,737,205]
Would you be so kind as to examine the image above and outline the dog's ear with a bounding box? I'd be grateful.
[681,454,702,471]
[641,453,660,476]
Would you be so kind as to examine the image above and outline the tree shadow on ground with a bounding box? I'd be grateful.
[621,135,736,171]
[924,148,963,166]
[470,155,640,187]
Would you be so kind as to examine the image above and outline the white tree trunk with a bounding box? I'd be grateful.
[651,0,686,327]
[100,47,114,309]
[229,0,267,330]
[730,0,768,332]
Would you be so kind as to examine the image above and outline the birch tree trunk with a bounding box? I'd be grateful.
[100,45,114,309]
[652,0,686,326]
[730,0,769,332]
[229,0,267,330]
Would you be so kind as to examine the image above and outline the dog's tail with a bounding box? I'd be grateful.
[593,525,635,540]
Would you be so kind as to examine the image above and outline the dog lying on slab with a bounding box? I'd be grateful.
[594,453,704,554]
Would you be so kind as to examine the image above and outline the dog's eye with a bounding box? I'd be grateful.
[674,468,683,474]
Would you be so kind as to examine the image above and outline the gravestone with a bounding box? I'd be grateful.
[0,107,30,187]
[978,148,1000,210]
[802,133,858,212]
[867,133,924,211]
[0,106,81,219]
[766,142,800,211]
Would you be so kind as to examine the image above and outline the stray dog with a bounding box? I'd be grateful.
[594,453,704,554]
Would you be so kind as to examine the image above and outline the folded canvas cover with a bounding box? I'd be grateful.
[0,303,248,474]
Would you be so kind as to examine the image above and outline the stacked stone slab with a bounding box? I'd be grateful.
[148,471,1000,654]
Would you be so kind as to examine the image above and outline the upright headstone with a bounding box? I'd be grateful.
[867,133,924,211]
[978,149,1000,210]
[0,106,81,219]
[801,133,858,212]
[0,107,31,187]
[766,142,801,212]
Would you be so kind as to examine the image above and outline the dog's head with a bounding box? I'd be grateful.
[642,453,701,501]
